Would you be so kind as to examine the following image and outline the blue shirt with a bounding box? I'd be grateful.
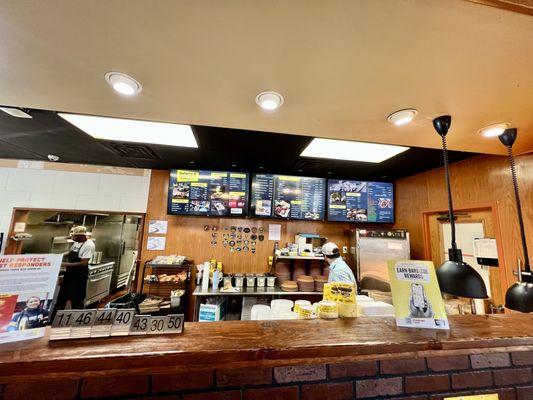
[328,257,357,285]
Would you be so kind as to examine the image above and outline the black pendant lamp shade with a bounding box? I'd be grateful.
[499,128,533,313]
[432,115,488,299]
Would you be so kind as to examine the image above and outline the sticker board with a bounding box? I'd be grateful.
[387,260,449,330]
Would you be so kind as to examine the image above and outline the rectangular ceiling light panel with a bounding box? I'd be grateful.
[58,113,198,148]
[300,138,409,163]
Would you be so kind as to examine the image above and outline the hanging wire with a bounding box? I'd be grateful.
[507,145,531,273]
[441,134,457,253]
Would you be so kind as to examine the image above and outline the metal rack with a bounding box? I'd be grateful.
[140,260,192,319]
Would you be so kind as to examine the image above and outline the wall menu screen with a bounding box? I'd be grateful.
[251,174,326,220]
[167,170,249,217]
[327,180,394,223]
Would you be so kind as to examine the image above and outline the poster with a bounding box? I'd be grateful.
[268,224,281,241]
[147,236,166,251]
[444,395,498,400]
[387,260,449,330]
[0,254,62,343]
[148,220,168,234]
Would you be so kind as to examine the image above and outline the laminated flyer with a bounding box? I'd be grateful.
[0,254,62,343]
[444,395,498,400]
[387,260,449,330]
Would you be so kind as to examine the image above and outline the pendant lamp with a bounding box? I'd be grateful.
[432,116,488,298]
[498,128,533,313]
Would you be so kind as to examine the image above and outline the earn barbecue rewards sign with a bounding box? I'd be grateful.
[0,254,62,344]
[387,260,449,330]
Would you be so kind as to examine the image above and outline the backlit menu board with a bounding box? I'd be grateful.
[167,170,249,217]
[251,174,326,220]
[327,180,394,223]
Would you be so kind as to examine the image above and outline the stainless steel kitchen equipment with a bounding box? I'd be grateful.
[85,262,115,306]
[90,251,103,265]
[92,214,142,290]
[349,228,410,292]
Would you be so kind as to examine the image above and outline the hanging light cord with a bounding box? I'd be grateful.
[442,135,457,253]
[507,145,531,273]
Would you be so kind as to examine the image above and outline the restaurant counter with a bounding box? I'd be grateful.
[0,314,532,399]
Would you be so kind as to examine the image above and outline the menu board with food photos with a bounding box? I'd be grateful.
[327,180,394,223]
[167,170,249,217]
[250,174,326,220]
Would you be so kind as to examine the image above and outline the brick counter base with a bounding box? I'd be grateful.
[2,350,532,400]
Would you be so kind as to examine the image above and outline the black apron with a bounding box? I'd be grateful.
[62,241,89,302]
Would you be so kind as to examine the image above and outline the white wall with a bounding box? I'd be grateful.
[0,160,151,252]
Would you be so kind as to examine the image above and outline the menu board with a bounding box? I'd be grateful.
[167,170,249,217]
[251,174,326,220]
[327,180,394,223]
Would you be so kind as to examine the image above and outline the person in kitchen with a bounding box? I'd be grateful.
[54,226,96,312]
[322,242,357,286]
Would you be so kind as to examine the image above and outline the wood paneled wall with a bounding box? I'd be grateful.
[393,153,533,290]
[140,170,355,280]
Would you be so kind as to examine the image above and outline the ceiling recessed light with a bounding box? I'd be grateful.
[189,161,195,164]
[301,138,409,163]
[479,123,509,137]
[232,164,237,167]
[0,106,32,118]
[58,113,198,148]
[255,91,284,111]
[387,109,418,125]
[104,72,142,96]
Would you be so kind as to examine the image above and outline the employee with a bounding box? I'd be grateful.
[322,242,357,286]
[55,226,95,311]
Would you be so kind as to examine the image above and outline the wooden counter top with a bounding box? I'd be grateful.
[0,314,532,383]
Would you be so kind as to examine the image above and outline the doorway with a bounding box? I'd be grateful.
[423,206,507,313]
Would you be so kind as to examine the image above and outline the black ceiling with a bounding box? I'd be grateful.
[0,108,477,181]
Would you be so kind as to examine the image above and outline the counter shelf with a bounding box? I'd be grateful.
[192,286,322,321]
[140,260,192,319]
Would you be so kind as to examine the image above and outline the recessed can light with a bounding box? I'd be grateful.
[104,72,142,96]
[387,109,418,126]
[479,123,509,137]
[255,91,284,111]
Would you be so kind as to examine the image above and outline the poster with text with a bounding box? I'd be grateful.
[387,260,449,330]
[0,254,62,343]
